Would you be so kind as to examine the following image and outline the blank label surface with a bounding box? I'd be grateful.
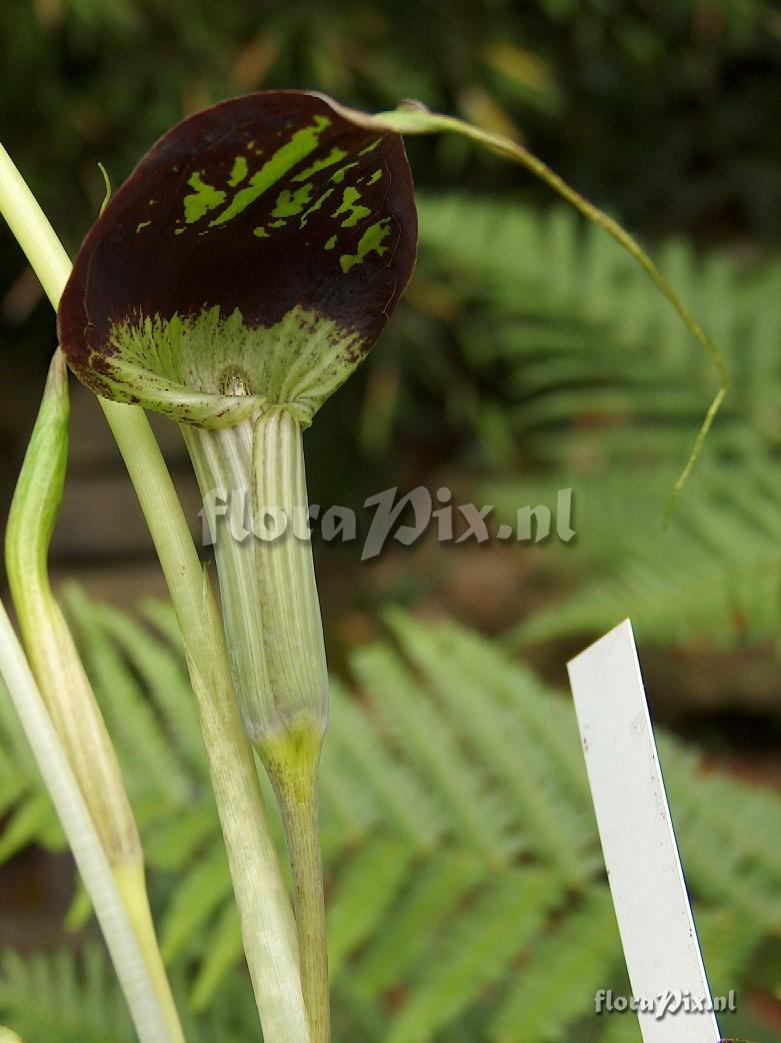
[567,620,720,1043]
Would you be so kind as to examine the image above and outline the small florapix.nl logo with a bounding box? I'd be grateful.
[199,485,576,560]
[594,989,737,1020]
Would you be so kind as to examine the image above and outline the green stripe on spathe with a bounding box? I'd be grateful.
[183,172,227,224]
[206,115,331,228]
[292,147,348,183]
[340,219,392,273]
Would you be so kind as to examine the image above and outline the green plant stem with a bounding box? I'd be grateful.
[0,143,71,309]
[0,142,308,1043]
[250,410,330,1043]
[182,414,329,746]
[106,401,306,1042]
[0,599,174,1043]
[183,410,330,1043]
[261,734,329,1043]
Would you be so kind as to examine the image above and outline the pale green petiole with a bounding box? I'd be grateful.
[184,409,330,1043]
[105,404,309,1043]
[183,410,328,747]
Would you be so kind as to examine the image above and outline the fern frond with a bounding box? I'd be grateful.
[416,194,780,450]
[385,610,596,884]
[489,887,621,1043]
[695,907,764,998]
[143,806,218,872]
[678,819,781,928]
[327,833,416,978]
[0,947,134,1043]
[385,869,563,1043]
[332,976,387,1043]
[319,749,380,861]
[0,792,60,862]
[328,679,447,851]
[1,592,778,1042]
[351,849,484,998]
[417,617,590,805]
[662,737,781,897]
[504,451,781,651]
[189,902,242,1012]
[352,643,519,865]
[415,193,781,659]
[90,599,204,772]
[64,587,193,808]
[158,840,232,963]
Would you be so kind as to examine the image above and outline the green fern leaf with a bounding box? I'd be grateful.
[352,644,519,865]
[328,833,416,979]
[489,886,621,1042]
[385,868,563,1043]
[352,849,484,998]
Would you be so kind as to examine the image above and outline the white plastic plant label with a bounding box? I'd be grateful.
[567,619,722,1043]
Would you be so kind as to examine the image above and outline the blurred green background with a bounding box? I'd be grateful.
[1,1,780,1040]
